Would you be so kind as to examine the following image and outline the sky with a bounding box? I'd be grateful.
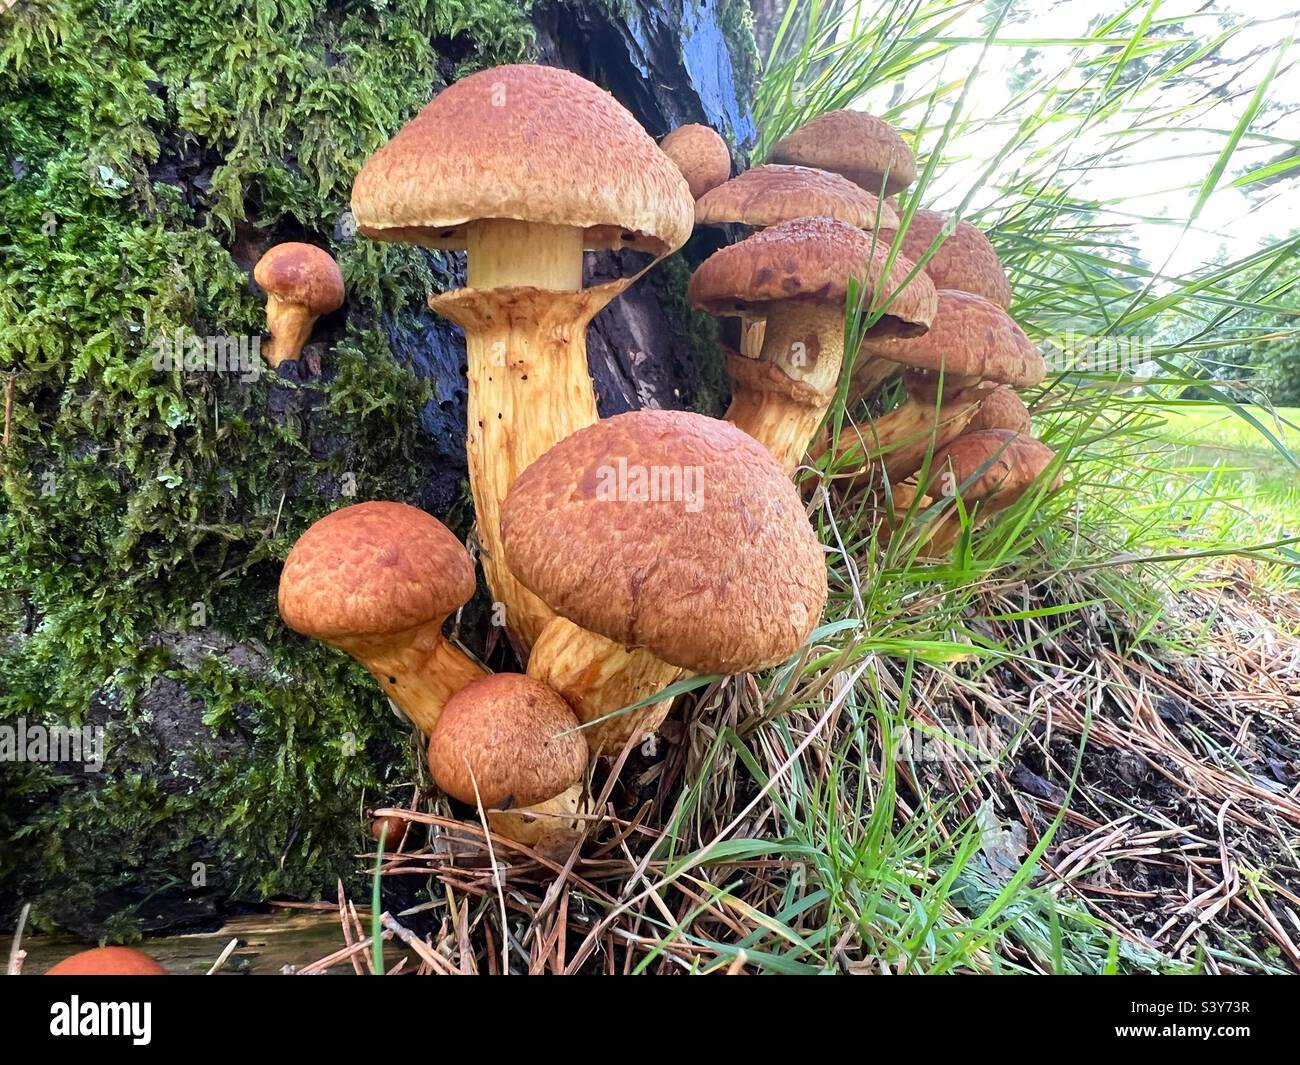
[849,0,1300,274]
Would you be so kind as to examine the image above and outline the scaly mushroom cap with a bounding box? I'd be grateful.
[687,216,936,334]
[883,209,1011,308]
[932,429,1059,508]
[769,110,918,196]
[350,64,693,255]
[501,410,827,674]
[695,164,900,230]
[46,946,167,975]
[428,673,587,809]
[661,123,731,200]
[967,384,1032,434]
[253,243,345,315]
[865,290,1044,387]
[278,501,475,642]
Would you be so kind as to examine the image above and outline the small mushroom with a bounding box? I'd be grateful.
[370,814,408,852]
[427,673,588,853]
[351,64,694,654]
[278,501,485,735]
[661,123,732,199]
[253,242,345,368]
[46,946,167,975]
[966,384,1032,435]
[833,290,1043,486]
[502,409,828,749]
[914,429,1060,554]
[880,209,1011,309]
[769,109,918,196]
[688,216,936,473]
[695,164,900,231]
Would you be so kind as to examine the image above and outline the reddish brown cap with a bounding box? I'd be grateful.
[695,164,899,230]
[931,429,1059,508]
[688,216,936,334]
[253,243,345,315]
[769,110,917,196]
[883,209,1011,308]
[428,673,587,809]
[46,946,166,975]
[865,290,1043,387]
[501,409,827,674]
[967,385,1031,434]
[661,124,731,200]
[350,64,693,255]
[278,502,475,642]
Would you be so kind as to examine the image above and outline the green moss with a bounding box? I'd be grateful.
[0,0,533,935]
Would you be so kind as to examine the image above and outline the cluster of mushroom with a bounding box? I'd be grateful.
[666,110,1060,554]
[274,66,829,855]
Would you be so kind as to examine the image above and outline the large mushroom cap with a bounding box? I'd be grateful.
[884,209,1011,308]
[687,216,936,335]
[501,409,828,674]
[695,164,899,230]
[769,110,918,196]
[253,243,345,315]
[932,429,1059,507]
[661,123,731,200]
[428,673,587,809]
[278,501,475,642]
[350,64,693,255]
[866,290,1044,387]
[46,946,167,975]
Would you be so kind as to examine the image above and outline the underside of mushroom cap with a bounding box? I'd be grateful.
[931,429,1059,505]
[687,216,936,334]
[350,64,693,256]
[501,409,828,675]
[694,164,900,230]
[884,209,1012,309]
[253,242,345,315]
[865,290,1044,387]
[278,501,476,642]
[428,673,587,809]
[769,110,918,196]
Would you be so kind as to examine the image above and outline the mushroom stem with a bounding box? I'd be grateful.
[335,623,485,735]
[527,616,685,752]
[431,279,631,654]
[725,300,845,473]
[263,296,318,368]
[464,220,584,292]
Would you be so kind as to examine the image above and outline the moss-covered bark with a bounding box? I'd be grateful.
[0,0,753,938]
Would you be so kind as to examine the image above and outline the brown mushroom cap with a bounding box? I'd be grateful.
[932,429,1059,507]
[883,209,1011,308]
[687,216,936,334]
[967,385,1032,434]
[864,290,1044,387]
[46,946,167,975]
[501,409,828,674]
[769,110,918,196]
[694,164,900,230]
[278,501,475,642]
[428,673,587,809]
[661,123,731,200]
[350,64,692,255]
[253,243,345,316]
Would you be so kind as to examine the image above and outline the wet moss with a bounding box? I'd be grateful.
[0,0,533,936]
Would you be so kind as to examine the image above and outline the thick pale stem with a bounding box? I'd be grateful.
[263,297,317,368]
[842,390,984,487]
[431,264,631,656]
[336,621,485,735]
[528,616,684,753]
[724,301,845,473]
[465,219,584,292]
